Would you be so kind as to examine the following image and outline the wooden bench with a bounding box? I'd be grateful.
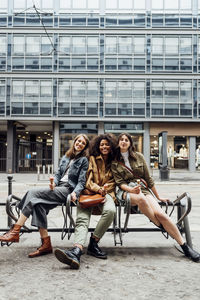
[1,191,192,248]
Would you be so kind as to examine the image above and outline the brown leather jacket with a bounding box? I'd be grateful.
[85,155,116,200]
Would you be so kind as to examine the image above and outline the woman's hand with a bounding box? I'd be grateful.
[158,197,170,203]
[70,191,77,202]
[128,185,141,194]
[98,187,106,196]
[49,181,56,190]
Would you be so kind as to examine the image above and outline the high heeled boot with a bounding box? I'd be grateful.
[181,243,200,262]
[0,224,21,243]
[28,236,53,258]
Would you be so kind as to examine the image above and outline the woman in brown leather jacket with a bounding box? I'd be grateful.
[54,133,117,269]
[111,132,200,263]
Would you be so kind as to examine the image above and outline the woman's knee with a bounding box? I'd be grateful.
[154,210,169,222]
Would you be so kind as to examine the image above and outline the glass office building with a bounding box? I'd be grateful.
[1,0,200,172]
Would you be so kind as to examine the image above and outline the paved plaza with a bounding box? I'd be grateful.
[0,170,200,300]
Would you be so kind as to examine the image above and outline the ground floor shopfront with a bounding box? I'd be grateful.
[0,120,200,173]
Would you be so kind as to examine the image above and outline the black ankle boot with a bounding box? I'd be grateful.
[54,246,82,269]
[87,234,107,259]
[181,243,200,262]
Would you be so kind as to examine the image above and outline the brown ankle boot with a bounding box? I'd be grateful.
[28,236,53,258]
[0,224,21,243]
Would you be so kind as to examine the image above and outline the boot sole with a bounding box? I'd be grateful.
[54,249,79,269]
[28,249,53,258]
[87,250,107,259]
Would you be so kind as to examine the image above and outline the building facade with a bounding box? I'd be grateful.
[1,0,200,173]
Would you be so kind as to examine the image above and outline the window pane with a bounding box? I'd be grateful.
[58,103,70,115]
[165,104,179,116]
[105,82,117,99]
[134,58,145,70]
[72,58,86,70]
[118,58,132,70]
[71,103,85,115]
[0,0,8,11]
[72,37,86,54]
[118,81,132,98]
[0,36,6,54]
[60,0,71,9]
[151,103,163,116]
[105,37,117,54]
[180,104,192,116]
[152,58,163,71]
[25,81,39,98]
[134,0,145,9]
[24,102,38,114]
[152,0,163,9]
[105,103,117,115]
[180,59,192,71]
[13,36,24,54]
[25,58,39,70]
[106,0,117,9]
[87,58,99,70]
[180,82,192,103]
[41,36,52,54]
[12,57,24,69]
[59,36,70,54]
[180,0,191,10]
[164,82,179,102]
[41,81,52,99]
[14,0,26,9]
[87,37,98,54]
[88,0,99,9]
[58,80,70,99]
[165,0,178,9]
[72,0,86,9]
[72,81,86,98]
[119,0,132,9]
[42,0,53,9]
[133,82,145,100]
[118,103,132,115]
[118,37,132,54]
[26,37,40,55]
[152,37,163,55]
[86,103,98,115]
[12,81,24,97]
[165,37,179,55]
[59,58,70,70]
[165,58,179,71]
[105,58,117,70]
[87,82,98,98]
[133,103,145,115]
[134,37,145,54]
[180,37,192,55]
[151,82,163,102]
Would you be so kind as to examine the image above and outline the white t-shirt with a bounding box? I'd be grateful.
[121,151,132,170]
[60,159,74,182]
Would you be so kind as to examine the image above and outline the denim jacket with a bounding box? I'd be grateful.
[54,155,89,197]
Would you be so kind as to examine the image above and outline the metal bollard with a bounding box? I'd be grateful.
[42,165,45,180]
[37,165,40,181]
[7,175,13,227]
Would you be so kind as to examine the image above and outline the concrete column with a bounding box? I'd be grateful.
[53,121,59,173]
[189,136,196,172]
[6,121,16,173]
[143,122,150,167]
[98,122,104,134]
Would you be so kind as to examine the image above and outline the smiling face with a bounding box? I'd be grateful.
[74,135,87,152]
[99,139,111,157]
[118,134,131,153]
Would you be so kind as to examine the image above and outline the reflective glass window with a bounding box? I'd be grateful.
[118,58,132,70]
[42,0,53,9]
[133,82,145,100]
[58,103,70,115]
[118,81,132,98]
[26,37,40,55]
[11,102,23,114]
[88,17,99,26]
[152,14,164,27]
[152,0,163,9]
[88,0,99,9]
[72,37,86,54]
[152,37,163,55]
[164,82,179,102]
[41,58,52,70]
[180,37,192,55]
[134,14,145,26]
[165,37,178,55]
[151,103,163,116]
[87,37,99,54]
[40,81,52,100]
[180,104,192,116]
[12,58,24,69]
[180,0,192,10]
[0,102,5,115]
[180,15,192,27]
[87,58,99,70]
[72,81,86,98]
[13,15,25,26]
[12,81,23,98]
[0,36,6,54]
[25,58,39,70]
[133,103,145,115]
[118,103,132,115]
[13,36,24,55]
[59,58,70,70]
[151,82,163,102]
[72,58,86,70]
[86,103,98,115]
[106,0,117,9]
[134,58,145,71]
[105,58,117,70]
[105,37,117,54]
[134,0,145,9]
[87,82,98,99]
[165,104,179,116]
[0,81,5,99]
[180,82,192,103]
[105,82,117,99]
[24,102,38,115]
[165,0,178,9]
[59,15,71,26]
[73,0,86,9]
[118,37,132,54]
[180,58,192,71]
[105,103,117,115]
[165,14,179,26]
[40,102,52,115]
[25,81,39,99]
[14,0,26,10]
[0,0,7,11]
[60,0,71,9]
[72,17,86,26]
[118,16,132,26]
[71,103,85,115]
[152,58,163,71]
[105,17,117,26]
[59,36,70,54]
[165,58,179,71]
[134,37,145,54]
[0,15,7,26]
[119,0,132,9]
[58,80,70,99]
[0,58,6,70]
[41,37,52,54]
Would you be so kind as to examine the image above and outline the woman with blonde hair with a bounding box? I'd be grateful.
[0,134,89,258]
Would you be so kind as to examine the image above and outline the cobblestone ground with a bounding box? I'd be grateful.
[0,175,200,300]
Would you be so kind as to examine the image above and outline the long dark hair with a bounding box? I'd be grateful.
[115,132,136,161]
[89,133,117,164]
[65,134,89,159]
